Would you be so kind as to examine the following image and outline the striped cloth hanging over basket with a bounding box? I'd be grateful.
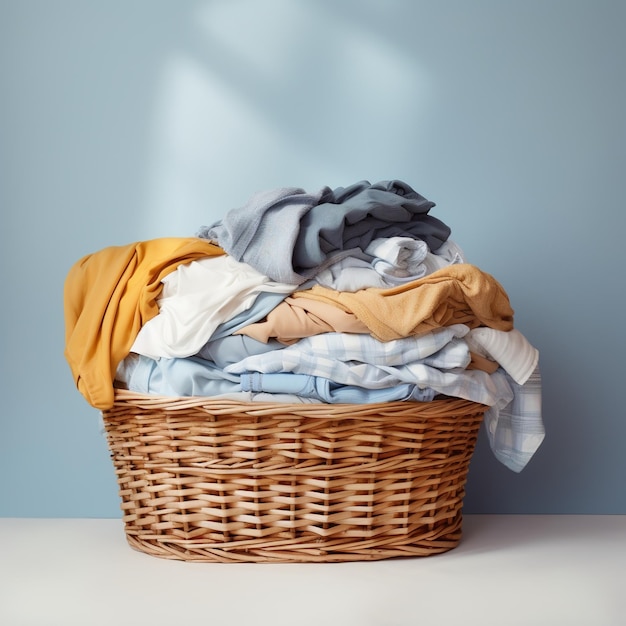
[102,390,487,563]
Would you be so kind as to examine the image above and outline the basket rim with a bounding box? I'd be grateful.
[108,388,488,418]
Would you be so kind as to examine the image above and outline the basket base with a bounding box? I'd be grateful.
[123,513,464,563]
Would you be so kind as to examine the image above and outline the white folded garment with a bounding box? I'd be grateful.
[466,327,539,385]
[130,255,297,359]
[366,237,466,284]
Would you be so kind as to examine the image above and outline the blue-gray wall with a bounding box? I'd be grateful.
[1,0,624,517]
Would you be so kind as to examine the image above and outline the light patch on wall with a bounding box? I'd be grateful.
[194,0,432,126]
[143,52,305,236]
[333,29,430,128]
[195,0,307,83]
[143,0,433,235]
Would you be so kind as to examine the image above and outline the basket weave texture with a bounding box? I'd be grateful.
[103,390,487,563]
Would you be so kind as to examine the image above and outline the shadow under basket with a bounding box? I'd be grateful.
[102,390,487,563]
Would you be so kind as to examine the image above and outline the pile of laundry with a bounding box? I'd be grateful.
[64,180,544,472]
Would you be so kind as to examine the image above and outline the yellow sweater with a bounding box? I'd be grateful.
[64,237,224,410]
[291,264,514,341]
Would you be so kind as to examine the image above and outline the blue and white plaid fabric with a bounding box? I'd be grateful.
[226,325,544,472]
[484,365,544,472]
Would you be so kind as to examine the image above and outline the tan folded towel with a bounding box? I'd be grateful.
[292,264,514,342]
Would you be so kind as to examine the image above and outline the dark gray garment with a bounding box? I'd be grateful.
[293,180,449,270]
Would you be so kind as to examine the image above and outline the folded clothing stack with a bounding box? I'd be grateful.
[64,179,544,473]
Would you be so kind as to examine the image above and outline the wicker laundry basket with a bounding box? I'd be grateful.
[102,390,487,563]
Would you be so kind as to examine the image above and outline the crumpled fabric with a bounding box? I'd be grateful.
[197,179,450,284]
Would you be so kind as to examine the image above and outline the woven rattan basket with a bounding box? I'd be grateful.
[102,390,487,563]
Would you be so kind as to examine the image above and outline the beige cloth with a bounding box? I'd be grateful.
[290,264,514,342]
[235,296,369,344]
[467,351,501,374]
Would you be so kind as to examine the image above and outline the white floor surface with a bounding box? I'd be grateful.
[1,515,624,626]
